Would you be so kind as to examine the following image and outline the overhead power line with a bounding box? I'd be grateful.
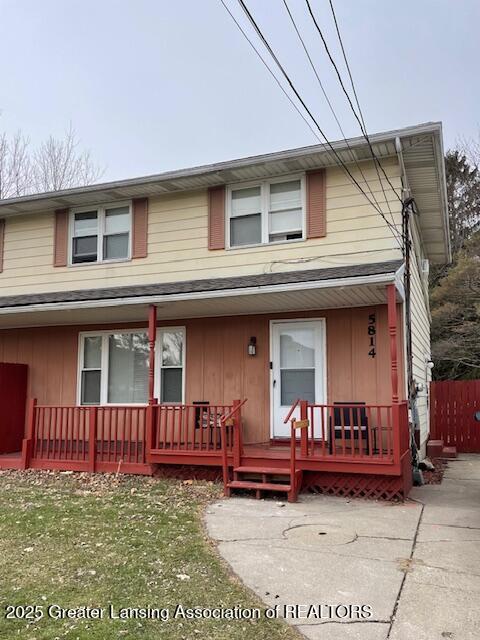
[305,0,403,212]
[219,0,321,142]
[223,0,403,247]
[232,0,402,244]
[281,0,383,214]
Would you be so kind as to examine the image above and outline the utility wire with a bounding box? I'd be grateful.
[305,0,403,214]
[233,0,403,245]
[281,0,383,214]
[326,0,402,236]
[220,0,377,213]
[328,0,368,139]
[218,0,320,142]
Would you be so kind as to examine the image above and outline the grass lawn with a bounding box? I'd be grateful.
[0,470,297,640]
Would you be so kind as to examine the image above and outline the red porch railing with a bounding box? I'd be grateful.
[151,403,235,453]
[32,405,91,463]
[29,403,149,470]
[22,399,247,472]
[283,399,410,467]
[220,399,247,491]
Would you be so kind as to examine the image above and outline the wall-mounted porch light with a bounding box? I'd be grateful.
[248,336,257,356]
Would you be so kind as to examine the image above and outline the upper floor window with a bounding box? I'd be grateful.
[227,177,304,248]
[70,203,131,264]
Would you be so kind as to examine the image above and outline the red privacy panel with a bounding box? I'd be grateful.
[0,363,28,454]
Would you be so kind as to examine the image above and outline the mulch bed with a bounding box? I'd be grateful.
[422,457,448,484]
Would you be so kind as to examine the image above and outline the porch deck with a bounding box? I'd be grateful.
[0,397,412,500]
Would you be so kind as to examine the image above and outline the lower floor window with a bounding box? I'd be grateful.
[78,327,185,405]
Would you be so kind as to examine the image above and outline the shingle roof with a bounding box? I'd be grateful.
[0,260,403,309]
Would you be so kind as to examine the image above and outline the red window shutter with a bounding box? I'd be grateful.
[54,209,69,267]
[0,219,5,273]
[208,186,225,250]
[132,197,148,259]
[306,168,326,238]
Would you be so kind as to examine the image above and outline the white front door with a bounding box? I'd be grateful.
[271,319,326,438]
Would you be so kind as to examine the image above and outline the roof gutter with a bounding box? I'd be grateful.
[433,127,452,262]
[0,270,401,316]
[0,121,444,211]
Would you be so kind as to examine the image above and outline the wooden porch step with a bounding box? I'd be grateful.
[227,480,291,492]
[234,466,291,475]
[427,439,444,457]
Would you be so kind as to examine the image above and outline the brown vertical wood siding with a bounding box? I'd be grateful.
[208,186,225,250]
[132,197,149,259]
[306,169,326,238]
[54,209,69,267]
[0,306,404,443]
[0,219,5,273]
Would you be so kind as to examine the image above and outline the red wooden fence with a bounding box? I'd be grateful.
[430,380,480,453]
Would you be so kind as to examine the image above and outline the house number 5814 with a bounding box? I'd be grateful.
[368,313,376,358]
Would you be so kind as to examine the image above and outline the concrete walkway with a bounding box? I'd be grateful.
[205,454,480,640]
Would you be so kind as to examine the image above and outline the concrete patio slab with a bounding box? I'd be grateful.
[217,537,404,623]
[297,621,390,640]
[388,579,480,640]
[205,454,480,639]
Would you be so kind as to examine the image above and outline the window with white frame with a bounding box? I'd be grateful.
[228,177,304,247]
[78,328,185,405]
[158,328,185,403]
[71,203,131,264]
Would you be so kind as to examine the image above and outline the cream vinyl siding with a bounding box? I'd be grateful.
[408,226,432,455]
[0,158,403,296]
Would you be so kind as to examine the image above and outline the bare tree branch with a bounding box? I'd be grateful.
[32,124,104,192]
[0,122,104,199]
[0,131,31,199]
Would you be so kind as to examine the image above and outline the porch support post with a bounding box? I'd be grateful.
[388,283,402,468]
[148,304,157,405]
[387,283,399,404]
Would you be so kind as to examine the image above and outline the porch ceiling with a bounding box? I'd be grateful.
[0,280,401,329]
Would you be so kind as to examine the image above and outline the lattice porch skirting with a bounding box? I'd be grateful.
[302,471,408,501]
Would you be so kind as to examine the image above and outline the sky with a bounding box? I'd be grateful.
[1,0,479,182]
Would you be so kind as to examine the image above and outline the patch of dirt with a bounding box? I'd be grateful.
[422,457,448,484]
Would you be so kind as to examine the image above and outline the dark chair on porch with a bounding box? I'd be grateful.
[194,401,224,450]
[328,402,374,455]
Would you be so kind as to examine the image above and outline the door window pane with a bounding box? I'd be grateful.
[230,214,261,246]
[81,370,101,405]
[83,336,102,369]
[161,368,182,402]
[280,330,315,368]
[107,333,149,403]
[162,331,183,366]
[104,233,129,260]
[281,370,315,405]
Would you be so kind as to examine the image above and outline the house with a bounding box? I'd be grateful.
[0,122,449,501]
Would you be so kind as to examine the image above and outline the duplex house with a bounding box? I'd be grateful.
[0,122,449,501]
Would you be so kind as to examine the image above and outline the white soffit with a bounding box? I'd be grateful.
[0,282,396,329]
